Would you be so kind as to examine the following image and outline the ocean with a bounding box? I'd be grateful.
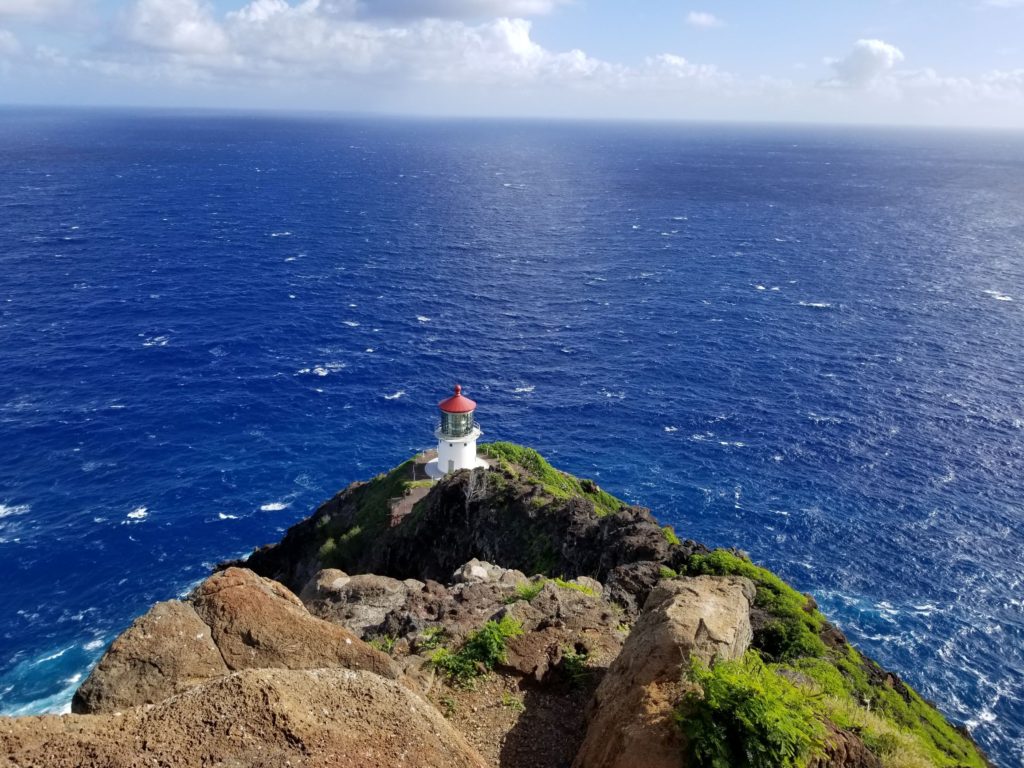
[0,109,1021,765]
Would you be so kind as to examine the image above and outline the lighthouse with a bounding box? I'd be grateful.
[425,384,488,479]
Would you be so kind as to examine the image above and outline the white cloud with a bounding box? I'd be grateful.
[0,27,20,56]
[357,0,570,18]
[0,0,72,19]
[823,38,904,88]
[123,0,229,54]
[686,10,722,29]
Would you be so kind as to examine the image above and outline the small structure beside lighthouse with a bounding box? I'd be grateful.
[425,384,489,479]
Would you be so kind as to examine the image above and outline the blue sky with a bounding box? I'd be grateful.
[1,0,1023,126]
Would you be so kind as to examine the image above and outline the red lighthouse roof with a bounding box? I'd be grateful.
[439,384,476,414]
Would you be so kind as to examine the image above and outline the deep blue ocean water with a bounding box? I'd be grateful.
[0,109,1022,764]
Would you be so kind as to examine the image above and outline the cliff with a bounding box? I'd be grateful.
[0,443,990,768]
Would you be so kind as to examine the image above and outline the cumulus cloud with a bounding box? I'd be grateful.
[686,11,722,29]
[123,0,229,54]
[358,0,570,18]
[823,38,904,88]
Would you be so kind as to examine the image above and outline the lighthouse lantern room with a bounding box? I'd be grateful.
[425,384,488,479]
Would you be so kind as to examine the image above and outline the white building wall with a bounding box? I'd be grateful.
[437,435,478,473]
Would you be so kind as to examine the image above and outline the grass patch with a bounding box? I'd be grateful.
[681,651,824,768]
[501,692,525,712]
[317,459,421,569]
[505,580,546,603]
[662,525,682,546]
[431,616,524,687]
[480,442,624,516]
[685,549,827,661]
[660,565,679,579]
[550,576,598,597]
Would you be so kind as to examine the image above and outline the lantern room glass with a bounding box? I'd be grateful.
[441,410,474,437]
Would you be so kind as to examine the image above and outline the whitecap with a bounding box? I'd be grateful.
[384,391,406,400]
[284,256,297,262]
[416,315,431,323]
[365,348,375,353]
[142,335,169,347]
[983,290,1012,302]
[270,231,292,237]
[798,301,832,309]
[718,441,746,448]
[260,501,290,512]
[83,638,105,651]
[126,506,148,520]
[0,503,29,519]
[663,426,678,433]
[108,404,126,410]
[343,320,360,327]
[513,385,535,393]
[32,646,72,665]
[218,512,239,520]
[64,673,82,685]
[755,285,766,291]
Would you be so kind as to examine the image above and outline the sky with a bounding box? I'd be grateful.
[1,0,1023,127]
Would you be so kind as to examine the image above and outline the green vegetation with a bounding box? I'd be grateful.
[662,525,682,546]
[440,695,457,718]
[550,576,598,597]
[318,458,424,569]
[560,647,591,687]
[367,634,397,655]
[431,616,524,687]
[480,442,624,516]
[685,549,827,661]
[500,692,526,712]
[659,565,679,579]
[505,580,546,603]
[678,549,987,768]
[416,625,447,651]
[681,652,824,768]
[504,577,598,603]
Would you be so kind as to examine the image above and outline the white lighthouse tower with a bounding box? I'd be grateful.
[425,384,488,479]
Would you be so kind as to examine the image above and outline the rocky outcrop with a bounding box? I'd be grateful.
[71,599,228,714]
[191,567,395,678]
[240,466,706,618]
[3,669,488,768]
[73,566,396,714]
[572,575,756,768]
[299,569,423,637]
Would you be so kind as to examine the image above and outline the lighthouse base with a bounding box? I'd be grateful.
[424,455,489,480]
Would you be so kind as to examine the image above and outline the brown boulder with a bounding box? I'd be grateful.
[573,575,755,768]
[2,668,489,768]
[71,600,228,714]
[190,567,396,678]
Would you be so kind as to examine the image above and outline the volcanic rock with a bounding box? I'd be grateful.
[573,575,755,768]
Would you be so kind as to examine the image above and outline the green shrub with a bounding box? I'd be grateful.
[479,442,624,516]
[662,525,682,546]
[560,647,591,687]
[680,651,824,768]
[660,565,679,579]
[506,580,546,603]
[367,635,397,655]
[430,616,524,687]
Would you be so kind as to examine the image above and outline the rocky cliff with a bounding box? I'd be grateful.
[0,443,991,768]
